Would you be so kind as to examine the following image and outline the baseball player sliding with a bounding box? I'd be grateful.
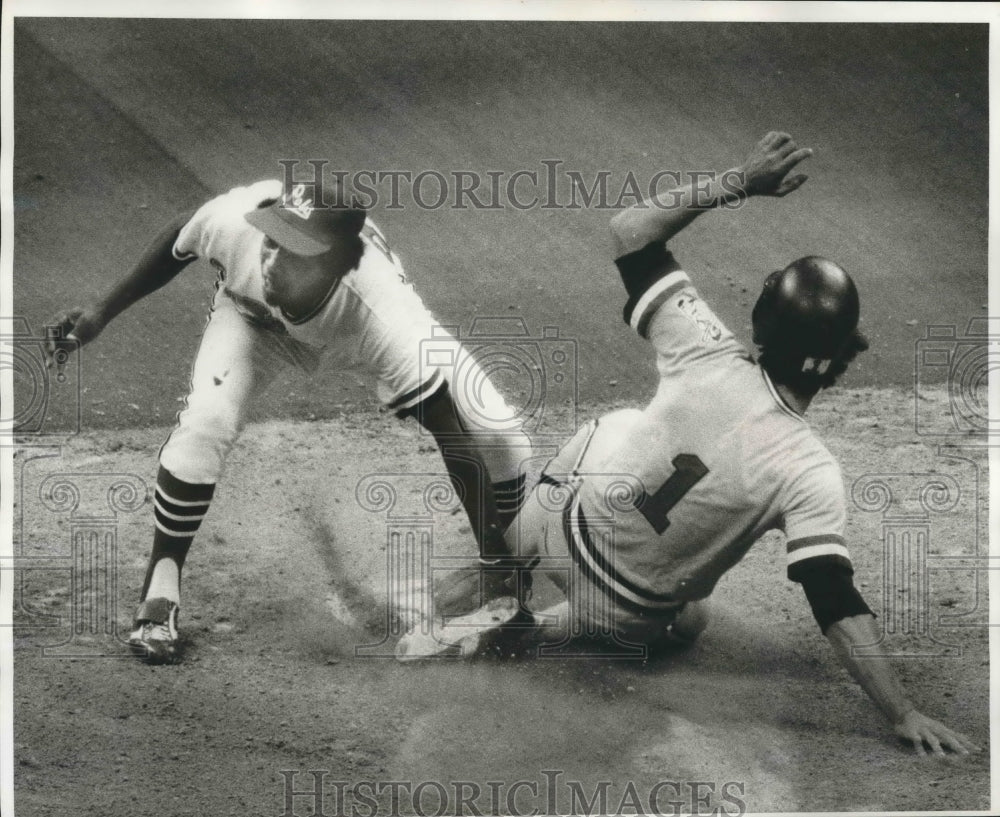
[408,133,978,757]
[45,171,532,664]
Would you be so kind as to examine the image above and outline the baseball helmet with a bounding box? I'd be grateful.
[751,256,860,363]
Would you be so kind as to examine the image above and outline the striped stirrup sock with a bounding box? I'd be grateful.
[492,473,528,532]
[139,466,215,601]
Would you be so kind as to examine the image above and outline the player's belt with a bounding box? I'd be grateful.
[558,481,684,619]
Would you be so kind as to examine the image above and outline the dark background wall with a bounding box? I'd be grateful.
[13,20,988,431]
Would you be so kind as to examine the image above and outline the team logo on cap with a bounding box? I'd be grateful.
[283,183,315,220]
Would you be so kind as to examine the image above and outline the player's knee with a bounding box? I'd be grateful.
[450,389,531,447]
[668,599,711,644]
[160,414,242,484]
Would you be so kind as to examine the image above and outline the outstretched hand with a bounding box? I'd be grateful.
[43,306,106,368]
[733,131,813,198]
[894,709,980,758]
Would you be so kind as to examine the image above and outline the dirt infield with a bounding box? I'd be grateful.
[7,15,992,817]
[11,386,990,814]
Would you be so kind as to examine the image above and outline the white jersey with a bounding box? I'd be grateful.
[556,244,851,612]
[172,179,446,411]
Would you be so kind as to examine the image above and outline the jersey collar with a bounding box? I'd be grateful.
[280,275,342,325]
[760,367,805,421]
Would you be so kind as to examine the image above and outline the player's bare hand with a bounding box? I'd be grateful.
[43,306,106,368]
[893,709,980,758]
[733,131,813,198]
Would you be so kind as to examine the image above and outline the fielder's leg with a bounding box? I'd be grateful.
[441,345,537,602]
[130,302,285,663]
[396,458,557,660]
[356,286,536,612]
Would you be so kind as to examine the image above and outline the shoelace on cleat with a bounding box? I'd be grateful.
[137,613,177,645]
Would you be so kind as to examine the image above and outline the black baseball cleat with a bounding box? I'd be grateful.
[128,597,180,664]
[481,555,540,609]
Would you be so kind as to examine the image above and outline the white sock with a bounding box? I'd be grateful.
[145,559,181,605]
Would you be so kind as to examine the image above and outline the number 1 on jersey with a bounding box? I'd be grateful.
[634,454,708,534]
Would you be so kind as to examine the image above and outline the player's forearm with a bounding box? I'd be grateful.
[609,170,745,257]
[611,133,813,258]
[824,614,915,724]
[96,213,193,323]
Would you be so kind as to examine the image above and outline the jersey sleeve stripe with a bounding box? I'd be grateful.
[630,272,691,338]
[786,542,852,566]
[387,368,446,412]
[787,534,846,552]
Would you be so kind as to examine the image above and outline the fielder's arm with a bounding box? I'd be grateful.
[824,613,980,756]
[44,209,195,364]
[609,131,812,258]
